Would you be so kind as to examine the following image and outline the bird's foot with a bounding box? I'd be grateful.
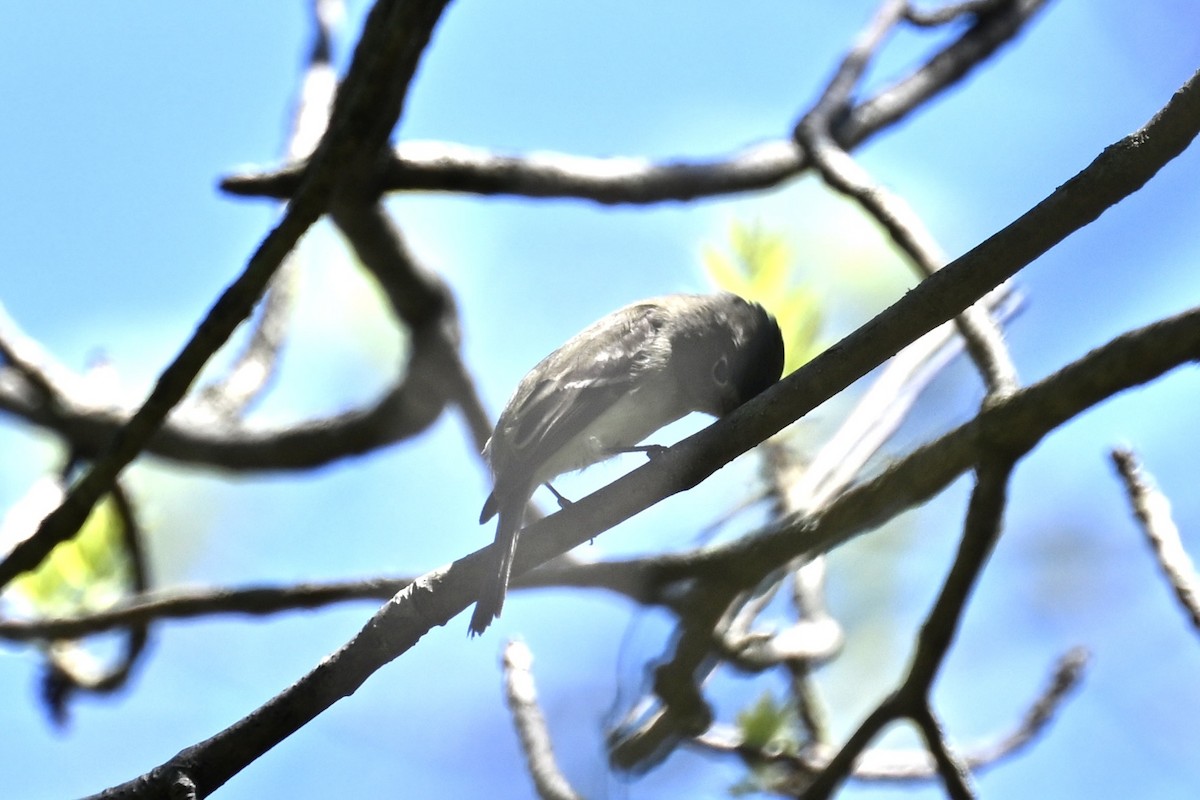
[544,482,573,509]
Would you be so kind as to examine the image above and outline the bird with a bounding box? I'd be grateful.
[469,292,785,635]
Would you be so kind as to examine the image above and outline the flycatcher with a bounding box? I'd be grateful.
[470,293,784,635]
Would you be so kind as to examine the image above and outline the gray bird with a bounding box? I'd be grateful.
[470,292,785,635]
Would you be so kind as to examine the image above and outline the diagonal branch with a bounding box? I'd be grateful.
[86,72,1200,796]
[1111,448,1200,633]
[193,0,338,419]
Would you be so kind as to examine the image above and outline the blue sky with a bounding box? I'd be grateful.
[2,2,1200,798]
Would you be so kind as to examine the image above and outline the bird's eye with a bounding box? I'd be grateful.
[712,354,731,387]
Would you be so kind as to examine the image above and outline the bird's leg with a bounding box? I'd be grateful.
[612,443,668,461]
[544,482,573,509]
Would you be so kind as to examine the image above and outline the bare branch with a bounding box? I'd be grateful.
[964,647,1088,768]
[1111,448,1200,632]
[796,136,1018,396]
[503,641,584,800]
[795,0,1017,397]
[0,0,457,595]
[808,0,908,118]
[327,199,494,458]
[0,578,409,642]
[82,56,1200,800]
[913,708,976,800]
[0,347,465,473]
[694,646,1087,781]
[218,2,1049,205]
[0,303,62,405]
[794,287,1018,511]
[849,0,1048,139]
[904,0,1013,27]
[800,454,1014,799]
[191,10,336,418]
[907,455,1014,690]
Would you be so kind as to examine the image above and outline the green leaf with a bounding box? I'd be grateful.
[701,219,825,376]
[737,691,798,755]
[5,483,133,618]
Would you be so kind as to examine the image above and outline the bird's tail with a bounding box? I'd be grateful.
[468,500,522,636]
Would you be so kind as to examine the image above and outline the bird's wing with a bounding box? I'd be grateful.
[492,302,670,485]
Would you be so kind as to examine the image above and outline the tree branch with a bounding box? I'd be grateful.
[83,66,1200,798]
[801,454,1015,799]
[218,1,1049,205]
[0,2,1051,474]
[1111,448,1200,633]
[0,0,456,594]
[502,640,584,800]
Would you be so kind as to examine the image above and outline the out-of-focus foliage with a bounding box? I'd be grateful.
[703,219,824,376]
[2,478,132,620]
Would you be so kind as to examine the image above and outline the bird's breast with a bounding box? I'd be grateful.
[531,383,686,484]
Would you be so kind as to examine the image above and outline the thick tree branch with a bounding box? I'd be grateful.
[85,72,1200,796]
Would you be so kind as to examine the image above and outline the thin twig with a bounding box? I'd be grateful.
[913,708,975,800]
[0,302,78,408]
[1111,448,1200,632]
[964,646,1088,768]
[694,646,1087,781]
[502,641,584,800]
[0,578,410,642]
[795,2,1017,398]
